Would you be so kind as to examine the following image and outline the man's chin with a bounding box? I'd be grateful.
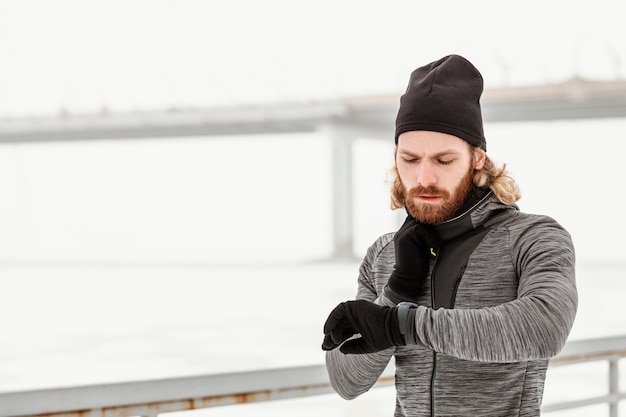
[406,203,446,225]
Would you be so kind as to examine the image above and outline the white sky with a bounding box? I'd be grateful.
[0,0,625,117]
[0,0,625,265]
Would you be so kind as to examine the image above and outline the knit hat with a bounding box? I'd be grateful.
[395,54,486,151]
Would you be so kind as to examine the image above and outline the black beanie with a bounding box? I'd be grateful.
[395,54,486,151]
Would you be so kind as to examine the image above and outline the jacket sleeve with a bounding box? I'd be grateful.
[325,235,396,399]
[409,216,578,363]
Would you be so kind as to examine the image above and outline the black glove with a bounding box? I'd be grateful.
[321,300,405,354]
[386,214,439,301]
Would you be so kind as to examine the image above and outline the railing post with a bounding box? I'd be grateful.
[609,356,619,417]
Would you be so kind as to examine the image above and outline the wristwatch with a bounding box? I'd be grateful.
[397,301,418,336]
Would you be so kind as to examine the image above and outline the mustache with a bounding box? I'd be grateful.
[406,185,450,199]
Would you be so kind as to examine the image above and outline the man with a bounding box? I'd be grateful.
[321,54,577,417]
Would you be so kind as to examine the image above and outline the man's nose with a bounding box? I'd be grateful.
[416,162,437,187]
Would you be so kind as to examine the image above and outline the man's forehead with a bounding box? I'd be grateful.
[397,131,471,154]
[398,130,469,143]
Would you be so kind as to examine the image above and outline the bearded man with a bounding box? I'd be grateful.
[321,54,578,417]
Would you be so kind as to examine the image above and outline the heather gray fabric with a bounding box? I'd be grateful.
[325,195,577,417]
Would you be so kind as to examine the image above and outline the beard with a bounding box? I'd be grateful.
[404,165,475,224]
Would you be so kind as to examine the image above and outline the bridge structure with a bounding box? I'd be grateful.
[1,77,626,258]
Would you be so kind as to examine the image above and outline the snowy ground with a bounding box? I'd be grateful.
[1,261,625,416]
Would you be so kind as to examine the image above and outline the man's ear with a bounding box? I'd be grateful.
[474,148,486,170]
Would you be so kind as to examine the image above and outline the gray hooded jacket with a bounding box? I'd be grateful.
[325,192,577,417]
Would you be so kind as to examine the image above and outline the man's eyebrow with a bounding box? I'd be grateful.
[398,149,419,157]
[432,149,462,158]
[398,148,461,158]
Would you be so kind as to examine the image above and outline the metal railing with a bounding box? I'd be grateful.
[541,335,626,415]
[1,335,625,417]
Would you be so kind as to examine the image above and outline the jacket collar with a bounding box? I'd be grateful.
[433,187,517,242]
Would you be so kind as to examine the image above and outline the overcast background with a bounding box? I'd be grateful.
[1,0,626,117]
[0,1,625,416]
[1,0,625,265]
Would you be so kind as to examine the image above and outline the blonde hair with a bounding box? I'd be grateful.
[389,147,521,209]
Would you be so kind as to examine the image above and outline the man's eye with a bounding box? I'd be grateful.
[402,157,418,163]
[438,159,454,165]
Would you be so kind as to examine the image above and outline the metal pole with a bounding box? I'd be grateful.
[330,130,354,259]
[318,122,393,261]
[609,356,619,417]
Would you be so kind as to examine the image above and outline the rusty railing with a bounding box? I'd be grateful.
[1,335,625,417]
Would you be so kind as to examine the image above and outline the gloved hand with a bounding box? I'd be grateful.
[386,214,439,301]
[321,300,404,354]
